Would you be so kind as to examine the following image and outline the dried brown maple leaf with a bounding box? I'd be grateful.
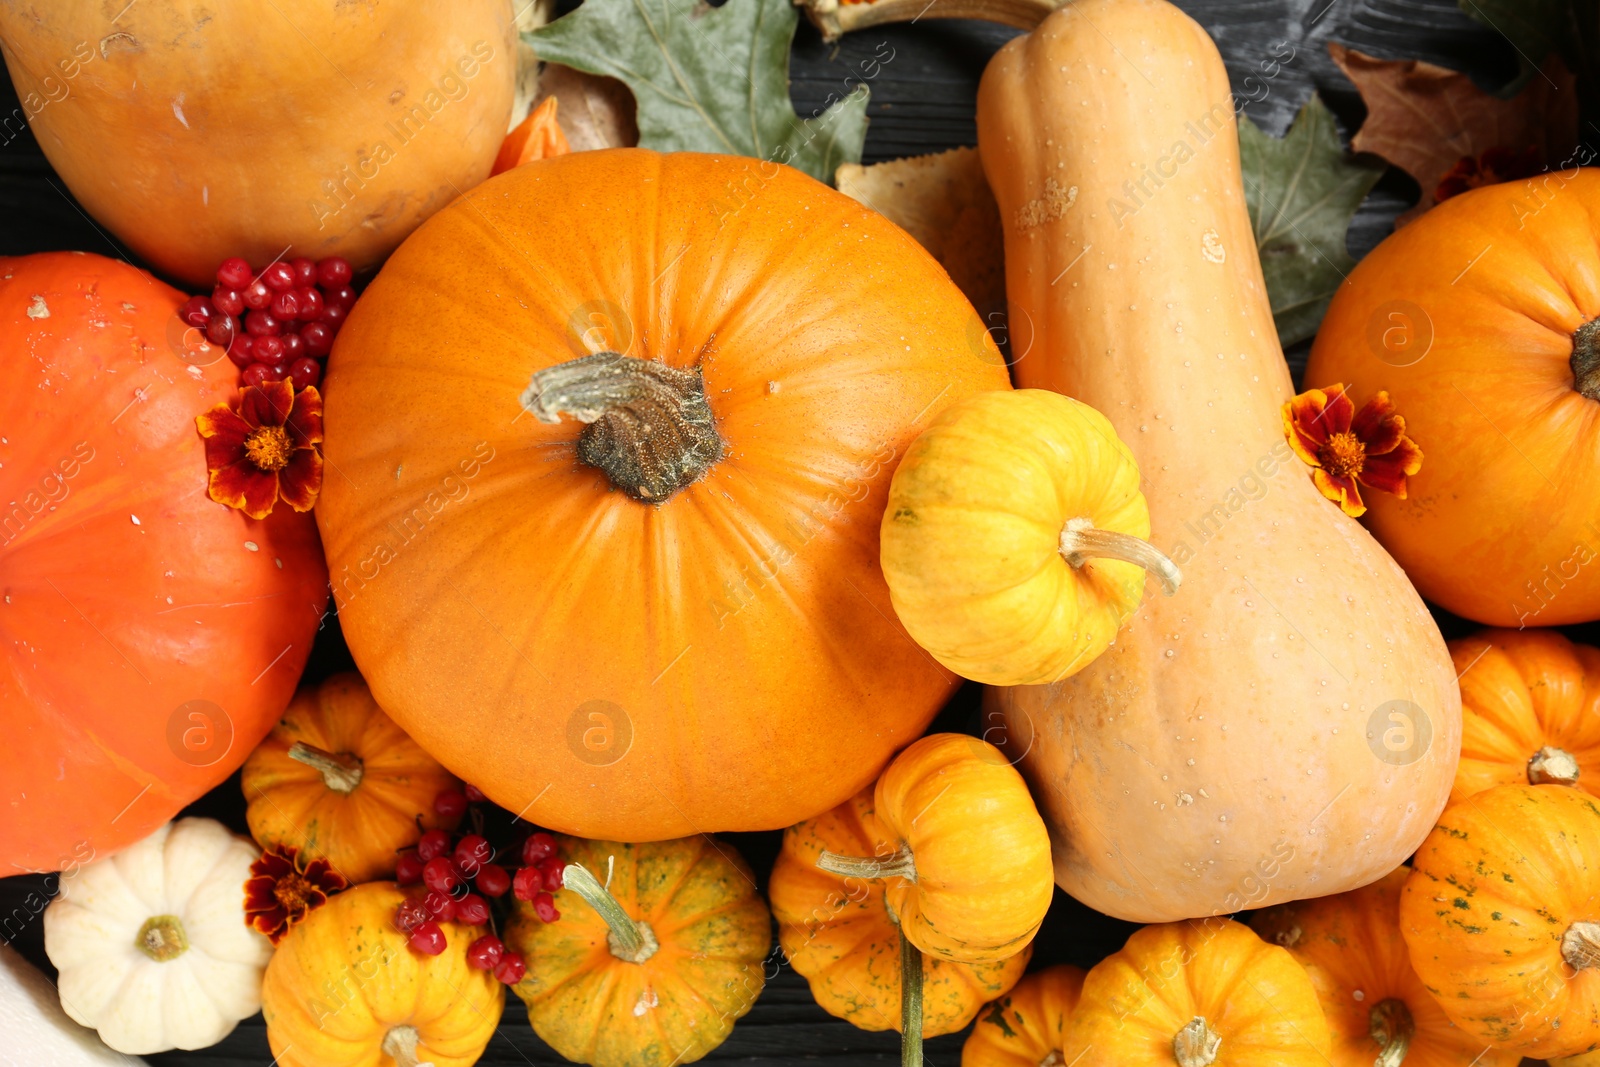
[532,63,639,153]
[1328,42,1578,223]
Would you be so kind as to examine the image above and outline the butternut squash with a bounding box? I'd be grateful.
[975,0,1459,922]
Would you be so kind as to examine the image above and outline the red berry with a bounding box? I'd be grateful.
[295,286,324,320]
[227,334,256,369]
[301,321,334,358]
[466,934,504,971]
[260,262,296,292]
[454,834,493,875]
[319,303,348,332]
[323,285,357,311]
[475,863,511,898]
[205,314,235,347]
[216,257,253,290]
[533,892,560,923]
[242,362,275,387]
[396,851,424,885]
[288,357,322,391]
[244,309,281,336]
[417,828,452,862]
[494,951,526,985]
[513,866,541,902]
[281,330,306,361]
[423,889,458,921]
[316,256,353,289]
[212,287,245,317]
[409,921,447,956]
[179,295,213,328]
[464,783,486,803]
[435,790,468,820]
[456,893,490,925]
[539,858,564,892]
[271,289,301,320]
[423,856,462,894]
[393,898,430,934]
[522,832,556,867]
[254,334,285,362]
[242,278,272,310]
[289,256,318,287]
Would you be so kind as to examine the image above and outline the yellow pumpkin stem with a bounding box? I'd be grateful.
[1573,317,1600,401]
[135,915,188,962]
[1172,1016,1221,1067]
[1564,921,1600,971]
[562,861,660,964]
[900,928,923,1067]
[1528,745,1581,787]
[380,1024,433,1067]
[286,741,364,794]
[521,351,725,502]
[1369,998,1414,1067]
[815,845,917,883]
[796,0,1062,40]
[1059,518,1182,596]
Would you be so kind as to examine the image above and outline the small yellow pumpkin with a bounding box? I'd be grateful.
[816,733,1053,964]
[961,964,1085,1067]
[242,672,463,883]
[880,388,1179,686]
[504,835,771,1067]
[260,881,501,1067]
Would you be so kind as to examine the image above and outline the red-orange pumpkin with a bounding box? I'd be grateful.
[0,252,327,873]
[316,149,1011,841]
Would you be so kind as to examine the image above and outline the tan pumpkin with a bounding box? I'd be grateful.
[975,0,1459,922]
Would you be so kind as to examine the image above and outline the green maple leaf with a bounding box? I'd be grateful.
[1457,0,1595,95]
[1239,97,1384,348]
[525,0,869,184]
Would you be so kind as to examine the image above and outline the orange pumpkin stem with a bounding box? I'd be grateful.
[797,0,1062,41]
[1369,998,1414,1067]
[900,929,923,1067]
[522,352,725,502]
[1574,318,1600,401]
[380,1024,428,1067]
[562,861,660,963]
[1059,518,1182,596]
[1172,1016,1220,1067]
[286,741,365,794]
[1528,745,1581,787]
[1564,921,1600,971]
[815,845,918,883]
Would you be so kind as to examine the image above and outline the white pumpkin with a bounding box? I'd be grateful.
[0,941,149,1065]
[43,817,272,1055]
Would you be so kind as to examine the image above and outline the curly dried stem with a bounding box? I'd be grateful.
[1369,998,1414,1067]
[816,845,918,883]
[796,0,1064,41]
[287,741,364,794]
[1564,921,1600,971]
[1528,745,1581,787]
[381,1024,433,1067]
[1060,518,1182,596]
[522,352,723,502]
[1173,1017,1221,1067]
[1574,318,1600,401]
[562,861,659,964]
[901,929,924,1067]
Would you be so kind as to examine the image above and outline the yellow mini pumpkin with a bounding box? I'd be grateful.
[242,672,463,883]
[260,882,501,1067]
[880,388,1177,686]
[504,835,771,1067]
[962,964,1085,1067]
[816,733,1053,964]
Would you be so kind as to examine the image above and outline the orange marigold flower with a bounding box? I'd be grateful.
[1282,383,1422,518]
[243,844,347,944]
[196,380,323,520]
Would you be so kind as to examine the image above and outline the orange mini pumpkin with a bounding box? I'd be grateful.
[317,148,1011,842]
[241,673,463,884]
[1451,628,1600,804]
[961,964,1085,1067]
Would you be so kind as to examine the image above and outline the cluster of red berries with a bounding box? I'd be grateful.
[388,785,563,987]
[179,255,357,391]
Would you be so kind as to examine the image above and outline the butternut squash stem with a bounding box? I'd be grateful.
[1573,317,1600,401]
[1564,921,1600,970]
[815,846,918,883]
[1369,998,1414,1067]
[1059,518,1182,596]
[901,929,923,1067]
[796,0,1062,41]
[1528,745,1581,786]
[381,1024,433,1067]
[1172,1016,1221,1067]
[521,351,724,503]
[561,862,660,964]
[286,741,364,794]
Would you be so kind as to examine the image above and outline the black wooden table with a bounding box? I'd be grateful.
[0,2,1581,1064]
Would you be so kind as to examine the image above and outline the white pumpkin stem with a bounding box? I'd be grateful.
[1172,1016,1221,1067]
[1563,921,1600,971]
[1369,998,1414,1067]
[381,1024,435,1067]
[900,928,924,1067]
[287,741,364,794]
[1528,745,1581,787]
[1059,518,1182,596]
[816,845,918,884]
[562,861,660,964]
[135,915,188,962]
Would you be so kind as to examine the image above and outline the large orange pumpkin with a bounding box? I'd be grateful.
[0,252,327,873]
[0,2,516,287]
[1304,171,1600,626]
[316,149,1011,841]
